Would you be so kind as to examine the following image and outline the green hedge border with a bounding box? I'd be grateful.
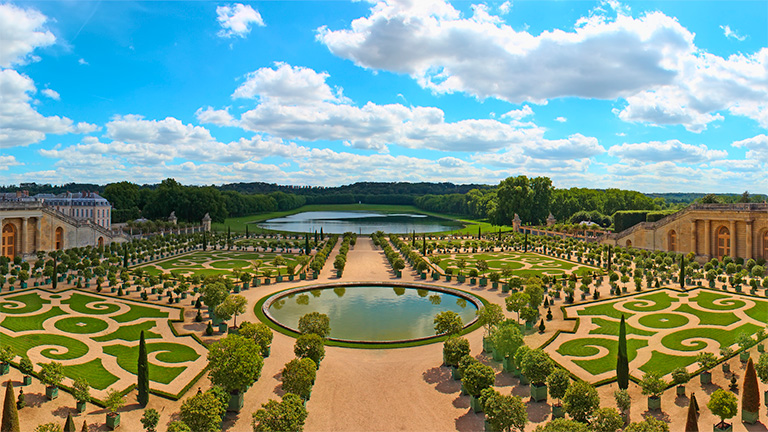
[540,286,768,388]
[253,283,490,349]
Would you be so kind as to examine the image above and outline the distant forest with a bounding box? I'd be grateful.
[2,180,765,227]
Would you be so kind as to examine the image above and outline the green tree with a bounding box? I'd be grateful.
[39,362,64,389]
[201,281,229,313]
[505,292,530,324]
[34,423,62,432]
[63,414,75,432]
[462,362,496,397]
[520,349,554,385]
[640,371,667,399]
[71,378,90,405]
[546,369,571,407]
[104,389,125,415]
[443,336,470,367]
[179,391,225,432]
[239,322,274,356]
[1,381,20,432]
[685,396,699,432]
[298,312,331,338]
[708,388,737,429]
[532,418,590,432]
[480,388,528,432]
[207,334,264,394]
[563,380,599,423]
[591,407,624,432]
[252,393,308,432]
[476,304,504,336]
[140,408,160,432]
[215,294,248,327]
[281,358,316,400]
[524,277,544,309]
[137,330,149,406]
[433,311,463,336]
[742,357,760,416]
[617,315,629,389]
[166,421,192,432]
[294,334,326,367]
[489,320,523,360]
[624,416,670,432]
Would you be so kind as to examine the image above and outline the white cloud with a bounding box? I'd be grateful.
[0,3,56,67]
[0,155,22,170]
[554,116,567,123]
[603,160,767,192]
[607,140,728,163]
[78,58,89,65]
[41,88,60,100]
[216,4,265,38]
[232,63,553,153]
[732,134,768,163]
[499,1,512,15]
[720,25,746,42]
[500,105,533,121]
[195,106,235,126]
[317,0,768,131]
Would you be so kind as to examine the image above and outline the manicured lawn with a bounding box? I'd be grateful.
[93,321,162,342]
[0,333,89,361]
[54,316,109,334]
[138,250,301,279]
[112,304,169,323]
[63,358,119,390]
[0,293,48,314]
[103,342,200,384]
[63,293,121,315]
[1,307,67,332]
[548,288,768,383]
[437,251,595,277]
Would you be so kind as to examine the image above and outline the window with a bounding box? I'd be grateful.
[97,237,104,247]
[716,226,730,258]
[763,231,768,259]
[1,224,15,258]
[668,230,677,252]
[626,240,632,248]
[55,227,63,250]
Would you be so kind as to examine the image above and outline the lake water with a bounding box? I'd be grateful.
[265,285,479,342]
[256,211,463,234]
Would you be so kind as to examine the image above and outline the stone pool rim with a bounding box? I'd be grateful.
[261,281,484,345]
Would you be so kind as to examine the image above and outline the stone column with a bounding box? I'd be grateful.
[729,220,737,258]
[690,219,697,255]
[746,219,753,260]
[21,217,28,255]
[36,219,41,252]
[704,219,711,258]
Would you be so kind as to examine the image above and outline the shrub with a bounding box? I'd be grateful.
[252,393,308,432]
[708,388,737,429]
[521,349,554,385]
[433,311,463,336]
[546,369,570,406]
[298,312,331,337]
[563,380,599,423]
[294,334,325,367]
[443,337,470,368]
[281,358,316,400]
[461,362,495,397]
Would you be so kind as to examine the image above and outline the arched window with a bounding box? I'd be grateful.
[1,224,15,258]
[626,240,632,248]
[55,227,64,250]
[716,226,730,258]
[97,237,104,247]
[763,231,768,259]
[668,230,677,252]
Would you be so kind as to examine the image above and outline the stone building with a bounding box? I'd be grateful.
[604,203,768,261]
[1,192,125,259]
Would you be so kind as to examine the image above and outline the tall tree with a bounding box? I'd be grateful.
[617,315,629,389]
[63,413,75,432]
[1,381,19,432]
[137,331,149,406]
[685,395,699,432]
[680,254,686,289]
[742,358,760,420]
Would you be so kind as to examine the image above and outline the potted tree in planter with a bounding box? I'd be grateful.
[476,304,504,354]
[737,333,755,362]
[563,379,599,423]
[457,355,478,396]
[742,358,760,424]
[72,378,90,414]
[640,371,667,411]
[756,352,768,407]
[614,389,631,425]
[238,321,273,358]
[490,320,523,368]
[547,368,570,419]
[478,388,527,432]
[461,361,495,413]
[281,358,316,402]
[514,345,532,385]
[708,388,737,432]
[520,349,554,402]
[720,347,734,374]
[442,337,470,380]
[104,388,125,430]
[697,352,718,384]
[19,358,33,386]
[39,361,64,400]
[0,346,13,375]
[214,294,247,334]
[207,334,264,412]
[672,367,690,397]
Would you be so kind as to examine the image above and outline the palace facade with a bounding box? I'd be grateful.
[1,191,125,259]
[605,203,768,261]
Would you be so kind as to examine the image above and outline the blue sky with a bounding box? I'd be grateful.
[1,0,767,192]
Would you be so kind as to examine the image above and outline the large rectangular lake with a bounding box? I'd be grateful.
[256,211,463,234]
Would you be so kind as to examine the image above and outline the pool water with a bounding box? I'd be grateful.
[256,211,463,234]
[265,285,479,342]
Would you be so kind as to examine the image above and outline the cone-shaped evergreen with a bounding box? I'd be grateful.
[137,330,149,406]
[691,392,699,413]
[685,395,699,432]
[1,381,19,432]
[51,256,58,290]
[80,421,87,432]
[606,245,612,270]
[743,357,760,413]
[63,413,76,432]
[422,234,426,256]
[202,232,207,251]
[617,315,629,389]
[320,227,324,240]
[305,234,310,255]
[680,255,686,289]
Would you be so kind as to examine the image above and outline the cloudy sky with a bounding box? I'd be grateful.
[1,0,767,192]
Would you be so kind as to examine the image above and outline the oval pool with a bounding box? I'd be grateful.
[262,283,481,343]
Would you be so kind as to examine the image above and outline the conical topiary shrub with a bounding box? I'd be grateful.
[742,357,760,424]
[1,381,20,432]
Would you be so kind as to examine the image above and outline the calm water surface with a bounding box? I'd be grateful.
[267,286,478,342]
[256,211,463,234]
